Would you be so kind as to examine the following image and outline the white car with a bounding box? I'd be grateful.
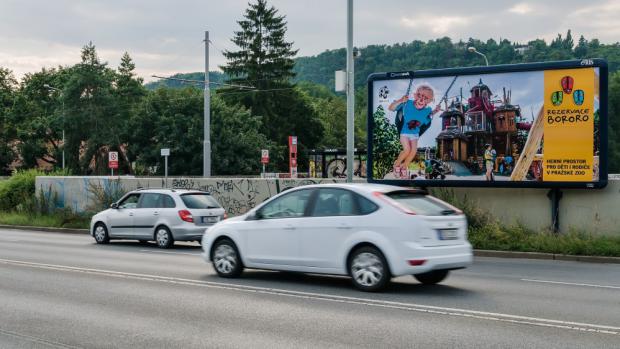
[201,183,472,291]
[90,188,226,248]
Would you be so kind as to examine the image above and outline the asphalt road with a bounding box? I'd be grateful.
[1,228,619,348]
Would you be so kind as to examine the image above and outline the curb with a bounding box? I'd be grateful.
[0,224,88,235]
[474,249,620,264]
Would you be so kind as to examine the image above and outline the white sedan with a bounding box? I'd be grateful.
[201,183,472,291]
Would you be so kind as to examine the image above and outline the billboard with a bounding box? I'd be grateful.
[367,59,608,189]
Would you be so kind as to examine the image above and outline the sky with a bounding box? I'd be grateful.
[1,0,619,82]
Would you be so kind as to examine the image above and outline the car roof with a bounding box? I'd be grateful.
[287,183,427,195]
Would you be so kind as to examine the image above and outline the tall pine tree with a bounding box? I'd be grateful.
[221,0,323,171]
[222,0,297,90]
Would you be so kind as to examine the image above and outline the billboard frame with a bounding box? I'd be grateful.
[367,59,608,189]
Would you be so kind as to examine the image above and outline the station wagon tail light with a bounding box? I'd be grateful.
[373,192,416,215]
[178,210,194,223]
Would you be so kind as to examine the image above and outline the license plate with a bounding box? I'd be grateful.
[202,216,219,224]
[438,229,459,240]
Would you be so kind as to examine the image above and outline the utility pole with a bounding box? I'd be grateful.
[204,30,211,177]
[346,0,354,183]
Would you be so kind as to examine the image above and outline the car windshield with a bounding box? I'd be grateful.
[181,193,221,209]
[385,191,457,216]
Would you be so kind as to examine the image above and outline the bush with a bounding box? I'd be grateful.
[0,169,70,213]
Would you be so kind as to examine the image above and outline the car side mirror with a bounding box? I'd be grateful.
[110,203,118,209]
[251,210,264,220]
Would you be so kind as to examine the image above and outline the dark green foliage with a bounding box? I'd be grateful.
[0,68,18,174]
[219,0,323,170]
[371,106,400,179]
[126,88,270,176]
[293,31,620,88]
[221,0,297,90]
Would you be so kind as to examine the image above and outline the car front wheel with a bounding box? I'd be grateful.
[414,270,450,285]
[155,226,174,249]
[93,223,109,244]
[348,246,390,292]
[212,239,243,278]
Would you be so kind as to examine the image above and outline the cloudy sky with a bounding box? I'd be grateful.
[1,0,618,82]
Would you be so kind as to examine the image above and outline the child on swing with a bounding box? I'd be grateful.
[388,84,441,179]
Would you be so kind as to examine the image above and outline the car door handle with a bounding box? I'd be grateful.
[283,224,296,230]
[153,212,159,216]
[337,224,352,229]
[129,212,134,216]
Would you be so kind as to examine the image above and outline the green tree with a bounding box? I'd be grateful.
[222,0,297,90]
[221,0,323,170]
[126,88,271,176]
[12,67,67,169]
[62,42,120,174]
[115,52,147,173]
[608,71,620,173]
[0,68,18,173]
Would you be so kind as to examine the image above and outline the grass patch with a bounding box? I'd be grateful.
[0,211,90,230]
[432,188,620,257]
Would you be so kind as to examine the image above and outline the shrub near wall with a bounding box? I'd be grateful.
[0,169,48,211]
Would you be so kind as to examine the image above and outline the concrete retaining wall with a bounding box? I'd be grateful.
[35,176,346,216]
[35,176,620,235]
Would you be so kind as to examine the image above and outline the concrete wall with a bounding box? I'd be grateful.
[35,176,620,235]
[35,176,346,216]
[449,184,620,234]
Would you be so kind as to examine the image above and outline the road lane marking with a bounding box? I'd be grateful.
[522,278,620,290]
[139,249,201,256]
[0,328,82,348]
[1,258,618,336]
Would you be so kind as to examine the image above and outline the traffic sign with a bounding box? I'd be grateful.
[261,149,269,164]
[108,151,119,169]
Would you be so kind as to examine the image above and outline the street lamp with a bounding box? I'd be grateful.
[43,84,65,169]
[468,46,489,66]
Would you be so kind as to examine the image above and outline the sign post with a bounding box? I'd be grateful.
[161,148,170,187]
[261,149,269,175]
[108,151,118,176]
[288,136,298,178]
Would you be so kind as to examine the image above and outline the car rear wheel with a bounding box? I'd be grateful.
[414,270,450,285]
[348,246,390,292]
[155,226,174,249]
[212,239,243,278]
[93,223,109,244]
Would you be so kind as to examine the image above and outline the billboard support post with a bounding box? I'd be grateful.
[548,188,563,233]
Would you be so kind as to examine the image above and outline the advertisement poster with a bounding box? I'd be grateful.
[368,60,607,188]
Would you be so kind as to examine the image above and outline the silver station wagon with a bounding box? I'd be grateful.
[90,188,226,248]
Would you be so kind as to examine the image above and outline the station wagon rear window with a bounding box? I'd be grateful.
[181,194,221,209]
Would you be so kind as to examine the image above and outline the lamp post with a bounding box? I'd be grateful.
[345,0,354,183]
[43,84,65,169]
[468,46,489,66]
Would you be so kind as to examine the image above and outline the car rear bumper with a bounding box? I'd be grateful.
[172,226,209,241]
[390,242,473,276]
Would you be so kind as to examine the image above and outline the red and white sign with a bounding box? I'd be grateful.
[288,136,298,178]
[261,149,269,164]
[108,151,119,169]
